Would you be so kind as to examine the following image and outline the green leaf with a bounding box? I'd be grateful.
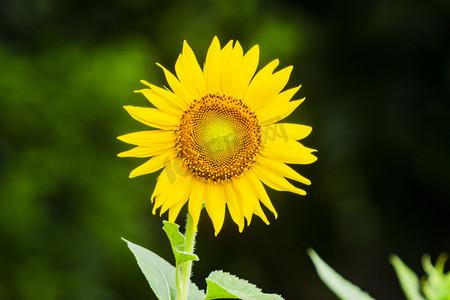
[123,238,205,300]
[204,270,284,300]
[421,253,450,300]
[389,255,425,300]
[307,249,375,300]
[124,238,177,300]
[188,282,207,300]
[163,221,199,266]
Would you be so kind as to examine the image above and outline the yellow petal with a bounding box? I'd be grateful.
[277,85,302,103]
[117,130,176,146]
[260,123,290,145]
[259,122,312,147]
[246,66,293,111]
[129,149,177,178]
[221,41,244,97]
[231,176,257,226]
[238,173,271,225]
[160,175,193,219]
[258,98,305,126]
[152,172,182,214]
[175,42,207,99]
[257,155,311,185]
[224,182,245,232]
[252,200,270,225]
[233,44,259,99]
[123,106,179,130]
[205,183,226,235]
[141,80,188,111]
[221,40,234,60]
[168,198,188,224]
[243,59,279,105]
[188,179,206,231]
[252,164,307,196]
[118,144,174,158]
[156,63,194,105]
[244,169,278,218]
[254,84,301,117]
[151,167,171,202]
[220,40,234,84]
[153,192,168,215]
[181,40,207,97]
[262,139,317,165]
[204,36,222,94]
[161,156,190,184]
[279,123,312,141]
[151,159,190,213]
[135,89,183,117]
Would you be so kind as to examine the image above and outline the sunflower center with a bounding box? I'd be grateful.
[176,94,261,182]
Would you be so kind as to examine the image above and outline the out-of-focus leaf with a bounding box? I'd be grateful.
[421,253,450,300]
[308,249,375,300]
[390,255,425,300]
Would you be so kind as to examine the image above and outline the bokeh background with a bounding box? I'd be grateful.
[1,0,449,299]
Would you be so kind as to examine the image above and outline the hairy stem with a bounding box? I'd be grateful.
[176,213,197,300]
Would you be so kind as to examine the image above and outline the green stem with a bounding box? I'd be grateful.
[176,213,197,300]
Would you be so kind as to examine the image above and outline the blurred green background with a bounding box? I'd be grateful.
[1,0,449,299]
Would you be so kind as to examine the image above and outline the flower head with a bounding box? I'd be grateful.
[118,37,317,235]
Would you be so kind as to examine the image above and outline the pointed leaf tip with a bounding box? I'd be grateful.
[308,249,376,300]
[123,238,177,300]
[123,238,204,300]
[390,255,426,300]
[163,221,199,265]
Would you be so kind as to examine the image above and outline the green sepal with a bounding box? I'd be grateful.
[204,270,284,300]
[307,249,375,300]
[389,255,425,300]
[123,238,204,300]
[163,221,199,266]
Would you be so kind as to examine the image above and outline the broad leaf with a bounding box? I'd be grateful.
[204,270,284,300]
[390,255,425,300]
[308,249,375,300]
[163,221,199,266]
[124,238,177,300]
[188,282,207,300]
[123,238,205,300]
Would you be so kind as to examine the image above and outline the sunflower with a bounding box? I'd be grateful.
[118,37,317,235]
